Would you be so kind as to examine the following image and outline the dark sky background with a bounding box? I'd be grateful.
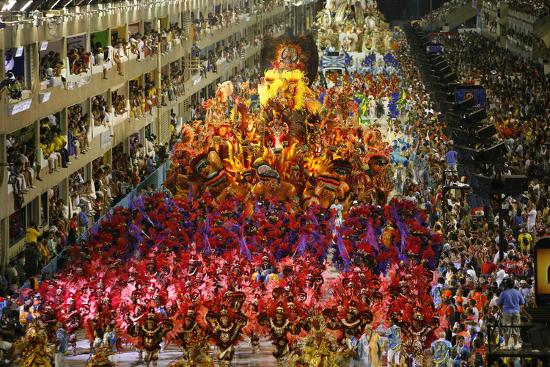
[377,0,447,21]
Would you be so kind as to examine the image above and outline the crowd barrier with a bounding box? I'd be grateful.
[23,160,172,287]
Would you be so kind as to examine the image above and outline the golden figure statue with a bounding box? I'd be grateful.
[15,322,54,367]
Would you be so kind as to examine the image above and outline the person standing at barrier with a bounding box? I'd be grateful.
[55,322,68,367]
[497,278,525,350]
[445,144,458,173]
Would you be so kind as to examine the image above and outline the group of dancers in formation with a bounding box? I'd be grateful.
[17,5,446,367]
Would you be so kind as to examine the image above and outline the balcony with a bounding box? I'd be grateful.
[2,30,268,221]
[0,0,188,49]
[0,0,285,49]
[1,4,285,135]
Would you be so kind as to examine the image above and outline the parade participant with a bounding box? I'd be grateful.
[102,324,117,362]
[431,331,453,367]
[65,305,81,356]
[325,302,373,366]
[292,316,339,367]
[15,322,54,367]
[386,317,401,367]
[169,308,213,366]
[55,322,68,367]
[357,325,381,367]
[205,306,247,366]
[259,304,302,365]
[85,344,115,367]
[127,308,173,367]
[302,159,351,210]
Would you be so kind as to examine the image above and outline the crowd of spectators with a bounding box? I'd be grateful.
[191,0,283,41]
[129,75,159,118]
[67,105,90,158]
[90,42,110,79]
[39,51,64,81]
[444,33,549,185]
[91,95,108,126]
[7,134,38,208]
[108,137,167,202]
[484,0,549,16]
[396,20,548,364]
[160,63,186,105]
[193,8,243,40]
[419,0,470,26]
[39,115,69,174]
[68,48,91,75]
[112,91,128,116]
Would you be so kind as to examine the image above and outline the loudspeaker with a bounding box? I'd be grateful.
[434,59,448,68]
[440,72,457,82]
[476,124,497,140]
[461,108,487,124]
[430,55,444,64]
[453,96,475,111]
[435,65,452,75]
[500,175,529,192]
[455,145,480,162]
[470,174,492,192]
[477,142,507,162]
[448,128,473,145]
[471,174,529,193]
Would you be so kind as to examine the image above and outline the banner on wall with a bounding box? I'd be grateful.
[67,34,87,51]
[454,84,486,109]
[91,30,109,48]
[426,43,445,55]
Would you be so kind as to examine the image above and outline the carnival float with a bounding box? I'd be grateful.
[27,3,441,367]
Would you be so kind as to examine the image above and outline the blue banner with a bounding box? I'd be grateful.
[426,43,445,55]
[454,84,486,109]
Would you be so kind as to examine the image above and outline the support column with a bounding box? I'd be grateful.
[32,121,44,227]
[60,107,68,135]
[156,19,163,145]
[0,131,8,272]
[32,42,40,94]
[0,52,5,117]
[60,37,68,82]
[85,162,93,189]
[105,27,112,51]
[138,20,145,36]
[85,97,94,143]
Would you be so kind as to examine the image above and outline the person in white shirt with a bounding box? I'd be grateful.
[113,42,124,76]
[495,264,507,287]
[0,335,12,362]
[96,47,107,80]
[465,264,477,282]
[48,114,57,128]
[526,203,537,233]
[137,38,145,61]
[493,245,508,264]
[145,139,156,160]
[330,200,344,228]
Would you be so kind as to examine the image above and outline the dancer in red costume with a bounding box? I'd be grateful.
[204,305,247,367]
[127,308,173,367]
